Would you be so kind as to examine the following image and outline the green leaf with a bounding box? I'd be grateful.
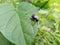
[0,2,38,45]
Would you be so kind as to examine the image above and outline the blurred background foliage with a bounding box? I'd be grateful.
[0,0,60,45]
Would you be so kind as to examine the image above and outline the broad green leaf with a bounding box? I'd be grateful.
[0,2,38,45]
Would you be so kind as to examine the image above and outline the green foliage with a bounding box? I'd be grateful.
[33,0,60,44]
[0,0,60,45]
[32,0,49,9]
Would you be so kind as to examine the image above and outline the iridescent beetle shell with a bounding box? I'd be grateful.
[31,14,38,22]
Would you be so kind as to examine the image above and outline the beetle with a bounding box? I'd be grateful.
[31,14,39,22]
